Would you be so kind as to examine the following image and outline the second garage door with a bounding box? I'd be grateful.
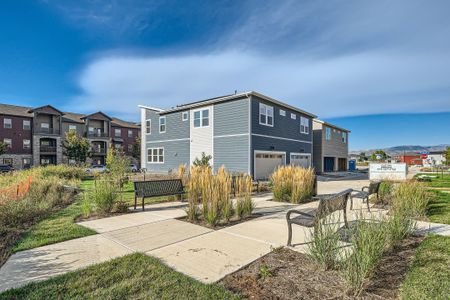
[254,152,285,180]
[290,153,311,168]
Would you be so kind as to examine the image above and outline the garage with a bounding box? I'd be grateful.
[290,153,311,168]
[254,151,285,180]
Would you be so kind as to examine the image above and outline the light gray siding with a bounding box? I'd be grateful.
[214,135,249,174]
[213,97,249,136]
[145,140,190,173]
[146,110,189,142]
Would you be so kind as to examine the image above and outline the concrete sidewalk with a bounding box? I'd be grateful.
[1,184,449,291]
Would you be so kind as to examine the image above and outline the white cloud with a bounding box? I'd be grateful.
[66,0,450,119]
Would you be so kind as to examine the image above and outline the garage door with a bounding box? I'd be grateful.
[290,154,311,168]
[254,152,285,180]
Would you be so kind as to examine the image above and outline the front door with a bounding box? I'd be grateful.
[324,157,335,172]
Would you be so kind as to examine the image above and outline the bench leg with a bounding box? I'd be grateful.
[142,197,145,211]
[350,194,353,210]
[366,196,370,212]
[134,195,137,210]
[287,222,293,246]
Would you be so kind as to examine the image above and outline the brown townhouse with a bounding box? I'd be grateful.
[0,103,140,169]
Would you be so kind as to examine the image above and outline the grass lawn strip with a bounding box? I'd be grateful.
[427,190,450,225]
[0,253,240,300]
[400,235,450,299]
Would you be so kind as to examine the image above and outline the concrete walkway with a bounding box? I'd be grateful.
[1,178,449,291]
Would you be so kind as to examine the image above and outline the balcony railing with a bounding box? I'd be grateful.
[40,146,57,153]
[87,132,109,138]
[91,147,107,154]
[35,128,60,135]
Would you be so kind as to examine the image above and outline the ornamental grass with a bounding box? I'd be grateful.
[271,166,315,203]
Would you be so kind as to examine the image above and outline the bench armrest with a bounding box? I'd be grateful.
[286,209,315,221]
[361,186,369,192]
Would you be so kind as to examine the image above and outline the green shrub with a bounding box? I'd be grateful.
[308,214,341,270]
[342,220,387,296]
[386,210,415,248]
[90,180,118,214]
[391,181,429,218]
[378,181,393,204]
[40,165,86,180]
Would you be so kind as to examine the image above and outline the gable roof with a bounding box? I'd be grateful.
[80,111,112,121]
[157,91,317,118]
[28,105,64,115]
[111,118,140,129]
[313,119,351,133]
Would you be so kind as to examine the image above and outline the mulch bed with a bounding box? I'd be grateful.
[221,236,424,299]
[178,213,264,230]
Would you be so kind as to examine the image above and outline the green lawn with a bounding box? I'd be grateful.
[401,235,450,299]
[0,253,240,300]
[427,190,450,225]
[12,180,97,252]
[417,173,450,188]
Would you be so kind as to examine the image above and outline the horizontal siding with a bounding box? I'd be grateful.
[146,110,189,142]
[145,140,190,174]
[214,135,249,174]
[251,95,313,143]
[213,97,249,136]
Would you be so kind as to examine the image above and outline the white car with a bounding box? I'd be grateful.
[86,165,108,173]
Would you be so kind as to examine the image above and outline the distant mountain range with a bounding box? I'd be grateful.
[350,144,449,155]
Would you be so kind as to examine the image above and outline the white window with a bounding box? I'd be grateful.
[128,130,133,138]
[300,117,309,134]
[128,144,133,152]
[23,139,30,149]
[3,118,12,129]
[3,138,12,148]
[279,109,286,116]
[193,109,209,128]
[88,127,94,133]
[291,113,296,120]
[41,122,49,129]
[259,103,273,126]
[115,128,121,137]
[159,116,166,133]
[325,127,331,140]
[147,147,164,163]
[146,119,151,134]
[182,111,188,121]
[69,125,77,131]
[23,120,31,130]
[342,132,347,143]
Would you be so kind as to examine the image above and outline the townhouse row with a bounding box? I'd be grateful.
[0,104,139,169]
[140,91,350,179]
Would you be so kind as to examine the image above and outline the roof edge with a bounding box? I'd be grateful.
[138,105,164,112]
[314,119,351,133]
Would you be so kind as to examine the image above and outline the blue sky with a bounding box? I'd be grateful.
[1,0,449,150]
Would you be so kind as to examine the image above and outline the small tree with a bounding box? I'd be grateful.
[370,150,387,161]
[0,141,6,156]
[106,147,130,187]
[358,152,367,162]
[132,136,141,162]
[193,152,212,168]
[62,131,91,165]
[445,147,450,165]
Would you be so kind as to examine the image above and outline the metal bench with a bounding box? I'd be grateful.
[133,179,185,210]
[350,181,381,211]
[286,189,352,246]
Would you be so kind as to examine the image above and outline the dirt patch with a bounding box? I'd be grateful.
[221,236,423,299]
[0,229,22,268]
[178,213,263,230]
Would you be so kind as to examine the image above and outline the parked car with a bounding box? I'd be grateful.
[129,164,139,172]
[86,165,107,173]
[0,164,14,173]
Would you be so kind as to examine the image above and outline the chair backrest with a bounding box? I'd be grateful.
[316,189,352,219]
[134,179,184,197]
[369,181,381,194]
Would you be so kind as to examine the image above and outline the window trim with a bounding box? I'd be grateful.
[259,103,274,127]
[146,119,151,134]
[3,118,12,129]
[23,120,31,130]
[68,125,77,132]
[342,132,347,143]
[325,127,331,140]
[159,116,166,133]
[114,128,121,137]
[3,138,12,148]
[192,108,210,128]
[128,129,133,138]
[182,111,188,121]
[290,113,296,120]
[147,147,164,164]
[279,109,286,116]
[300,117,309,134]
[23,139,31,149]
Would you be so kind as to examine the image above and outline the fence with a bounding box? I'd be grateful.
[0,176,33,204]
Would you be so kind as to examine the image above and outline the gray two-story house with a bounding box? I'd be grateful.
[140,91,316,179]
[312,119,350,173]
